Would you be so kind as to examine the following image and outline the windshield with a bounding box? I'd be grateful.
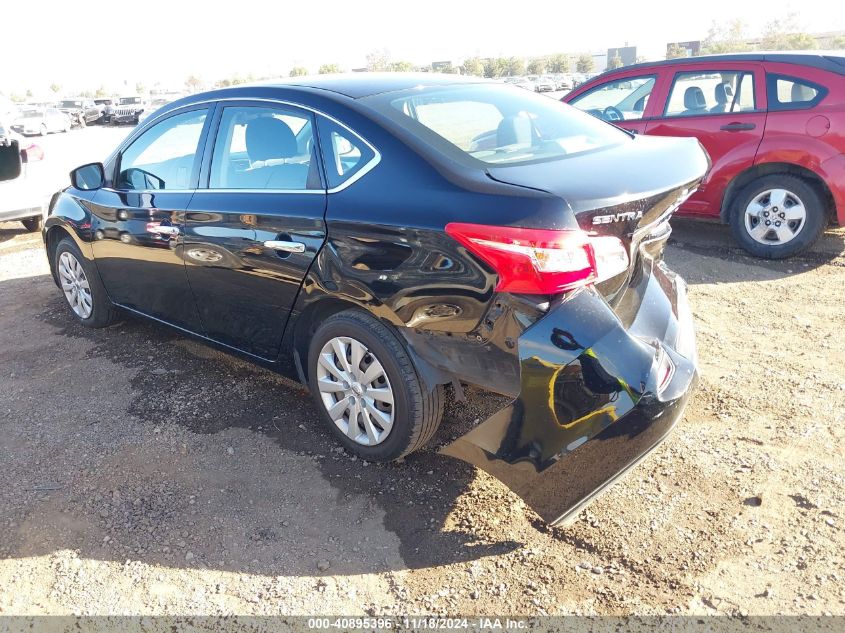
[60,100,83,108]
[21,110,42,118]
[119,97,141,105]
[364,83,628,167]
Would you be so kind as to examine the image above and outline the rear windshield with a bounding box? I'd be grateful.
[60,101,82,108]
[21,110,42,118]
[363,83,628,167]
[120,97,141,105]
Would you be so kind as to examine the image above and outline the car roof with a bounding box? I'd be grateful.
[254,72,489,99]
[598,51,845,77]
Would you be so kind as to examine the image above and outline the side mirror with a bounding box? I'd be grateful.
[0,138,22,182]
[71,162,105,190]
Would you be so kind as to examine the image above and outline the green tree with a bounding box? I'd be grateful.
[135,83,146,94]
[25,89,33,98]
[366,49,391,72]
[483,58,504,78]
[390,61,414,72]
[761,13,817,50]
[184,75,203,92]
[49,83,61,94]
[527,59,545,75]
[831,35,845,49]
[507,57,526,77]
[701,19,749,54]
[576,54,595,73]
[318,63,342,74]
[95,86,108,98]
[607,53,623,70]
[216,78,232,88]
[548,54,570,73]
[462,57,485,77]
[666,43,687,59]
[289,66,308,77]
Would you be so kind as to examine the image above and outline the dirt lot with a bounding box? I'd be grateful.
[1,184,844,615]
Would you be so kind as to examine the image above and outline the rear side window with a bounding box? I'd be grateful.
[208,105,320,191]
[364,83,628,167]
[316,118,376,189]
[665,71,756,117]
[569,76,657,121]
[767,75,827,111]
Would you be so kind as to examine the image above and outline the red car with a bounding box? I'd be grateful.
[564,53,845,258]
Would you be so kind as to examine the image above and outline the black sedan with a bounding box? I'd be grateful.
[41,74,708,526]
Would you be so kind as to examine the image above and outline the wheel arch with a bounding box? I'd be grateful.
[720,162,835,224]
[286,295,451,391]
[44,223,76,285]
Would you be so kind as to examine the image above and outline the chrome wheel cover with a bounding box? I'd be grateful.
[58,251,93,319]
[316,336,395,446]
[186,248,223,263]
[744,188,806,245]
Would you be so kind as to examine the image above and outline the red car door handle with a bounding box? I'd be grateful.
[720,122,756,131]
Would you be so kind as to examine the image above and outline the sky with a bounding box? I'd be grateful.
[2,0,841,96]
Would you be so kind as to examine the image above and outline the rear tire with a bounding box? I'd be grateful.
[729,174,826,259]
[307,309,444,461]
[22,216,42,232]
[54,237,118,328]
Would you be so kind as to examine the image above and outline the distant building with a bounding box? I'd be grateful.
[606,46,638,67]
[667,41,702,57]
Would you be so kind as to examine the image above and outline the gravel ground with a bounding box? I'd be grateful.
[0,153,843,616]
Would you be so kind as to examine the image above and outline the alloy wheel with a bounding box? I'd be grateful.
[316,336,395,446]
[58,251,93,319]
[744,188,806,245]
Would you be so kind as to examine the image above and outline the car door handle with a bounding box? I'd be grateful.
[263,240,305,253]
[146,224,179,236]
[720,122,756,131]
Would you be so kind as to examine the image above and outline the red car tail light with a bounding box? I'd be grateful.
[22,144,44,163]
[445,222,629,295]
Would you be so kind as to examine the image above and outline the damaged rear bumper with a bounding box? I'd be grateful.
[441,260,698,525]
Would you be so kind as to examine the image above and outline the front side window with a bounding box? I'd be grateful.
[117,109,208,191]
[767,75,826,111]
[209,106,319,190]
[569,76,657,122]
[665,71,756,117]
[364,83,628,167]
[316,118,376,189]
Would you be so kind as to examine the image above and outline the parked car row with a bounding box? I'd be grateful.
[502,74,575,93]
[5,95,165,136]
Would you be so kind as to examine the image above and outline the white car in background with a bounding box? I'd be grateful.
[0,121,56,232]
[11,108,71,136]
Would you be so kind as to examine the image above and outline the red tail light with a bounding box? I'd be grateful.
[22,144,44,163]
[445,222,629,295]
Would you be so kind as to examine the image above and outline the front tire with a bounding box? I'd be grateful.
[54,237,118,328]
[730,175,826,259]
[307,310,443,461]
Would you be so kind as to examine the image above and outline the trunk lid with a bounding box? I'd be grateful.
[485,134,709,302]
